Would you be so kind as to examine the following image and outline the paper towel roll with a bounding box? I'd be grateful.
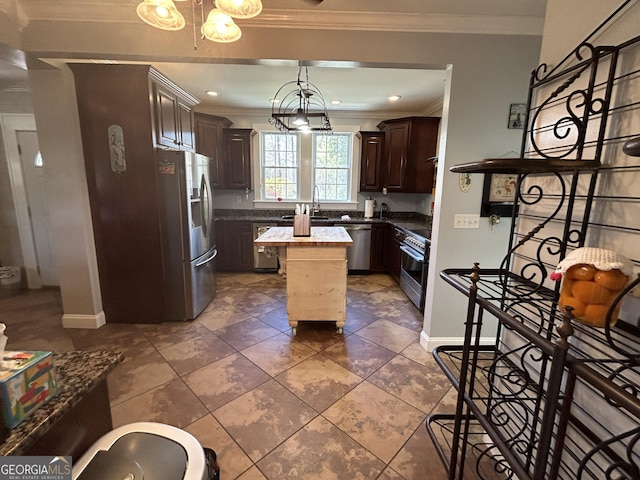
[365,199,375,218]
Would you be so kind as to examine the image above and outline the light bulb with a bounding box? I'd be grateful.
[155,5,169,17]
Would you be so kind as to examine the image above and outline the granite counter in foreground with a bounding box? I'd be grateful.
[0,350,123,456]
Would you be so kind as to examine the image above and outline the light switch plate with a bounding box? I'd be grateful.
[454,214,480,229]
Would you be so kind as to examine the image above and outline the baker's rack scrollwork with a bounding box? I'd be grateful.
[428,2,640,478]
[430,265,640,479]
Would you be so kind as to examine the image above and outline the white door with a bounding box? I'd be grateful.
[17,130,59,286]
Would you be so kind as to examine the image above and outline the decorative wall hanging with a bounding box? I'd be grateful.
[480,172,516,217]
[459,173,471,192]
[507,103,526,129]
[108,125,127,173]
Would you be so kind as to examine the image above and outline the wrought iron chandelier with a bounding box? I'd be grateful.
[136,0,262,44]
[269,67,332,133]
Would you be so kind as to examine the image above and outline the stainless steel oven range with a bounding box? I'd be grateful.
[399,229,430,312]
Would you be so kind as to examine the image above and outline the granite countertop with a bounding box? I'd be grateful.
[254,226,353,246]
[0,350,123,456]
[216,211,432,240]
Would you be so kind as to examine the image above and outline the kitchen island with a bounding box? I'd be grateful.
[254,226,353,335]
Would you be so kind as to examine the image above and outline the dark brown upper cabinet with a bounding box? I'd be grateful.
[376,117,440,193]
[222,128,255,190]
[359,131,385,192]
[151,73,197,151]
[194,113,233,188]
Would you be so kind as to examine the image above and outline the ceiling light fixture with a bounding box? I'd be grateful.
[201,8,242,43]
[136,0,186,31]
[206,90,219,96]
[215,0,262,18]
[388,95,401,102]
[136,0,263,46]
[269,66,332,133]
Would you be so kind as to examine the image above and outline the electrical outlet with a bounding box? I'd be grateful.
[454,214,480,229]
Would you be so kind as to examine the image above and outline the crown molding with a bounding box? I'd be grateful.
[1,0,29,29]
[19,3,544,36]
[248,11,544,36]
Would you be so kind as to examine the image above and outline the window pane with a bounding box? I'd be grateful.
[262,132,299,200]
[312,133,352,201]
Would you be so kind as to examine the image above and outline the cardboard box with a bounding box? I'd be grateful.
[0,351,57,428]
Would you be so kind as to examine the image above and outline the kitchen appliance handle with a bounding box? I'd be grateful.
[344,225,372,231]
[196,248,218,267]
[400,245,424,262]
[200,173,210,237]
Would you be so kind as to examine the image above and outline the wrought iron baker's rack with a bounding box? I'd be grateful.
[427,2,640,479]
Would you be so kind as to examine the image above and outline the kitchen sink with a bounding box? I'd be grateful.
[281,215,330,220]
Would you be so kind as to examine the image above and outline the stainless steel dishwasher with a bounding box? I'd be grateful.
[253,223,278,271]
[342,224,372,273]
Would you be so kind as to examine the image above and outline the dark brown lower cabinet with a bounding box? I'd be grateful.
[370,223,389,272]
[216,220,254,272]
[387,226,404,283]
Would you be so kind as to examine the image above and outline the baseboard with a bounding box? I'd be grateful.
[420,330,495,352]
[62,311,106,329]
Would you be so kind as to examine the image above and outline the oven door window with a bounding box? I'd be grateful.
[400,245,424,284]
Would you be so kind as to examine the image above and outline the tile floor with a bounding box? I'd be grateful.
[1,272,456,479]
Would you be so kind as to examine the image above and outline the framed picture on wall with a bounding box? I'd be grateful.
[508,103,527,129]
[480,173,517,217]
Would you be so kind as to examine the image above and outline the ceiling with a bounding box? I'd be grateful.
[3,0,547,115]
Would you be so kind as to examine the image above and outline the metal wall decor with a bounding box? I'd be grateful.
[269,66,332,133]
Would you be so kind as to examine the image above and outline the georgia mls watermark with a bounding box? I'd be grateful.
[0,456,71,480]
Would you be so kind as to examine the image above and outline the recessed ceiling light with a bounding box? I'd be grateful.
[388,95,401,102]
[206,90,219,96]
[331,100,342,105]
[270,98,280,104]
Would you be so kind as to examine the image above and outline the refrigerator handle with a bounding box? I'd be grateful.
[200,173,210,238]
[195,248,218,267]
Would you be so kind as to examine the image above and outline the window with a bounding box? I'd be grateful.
[261,132,298,200]
[313,133,352,201]
[256,126,359,207]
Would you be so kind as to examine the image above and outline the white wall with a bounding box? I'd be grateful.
[19,19,540,335]
[0,4,24,50]
[29,66,105,328]
[540,0,640,65]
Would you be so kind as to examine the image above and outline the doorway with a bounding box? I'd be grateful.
[1,114,58,288]
[17,130,58,286]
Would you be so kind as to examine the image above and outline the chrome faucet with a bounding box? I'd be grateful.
[312,185,321,216]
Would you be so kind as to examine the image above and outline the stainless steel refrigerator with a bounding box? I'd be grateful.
[156,149,217,321]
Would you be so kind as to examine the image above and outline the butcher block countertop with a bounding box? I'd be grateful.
[254,226,353,247]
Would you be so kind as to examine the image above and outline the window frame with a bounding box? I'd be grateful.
[260,131,300,201]
[312,132,353,202]
[253,123,360,209]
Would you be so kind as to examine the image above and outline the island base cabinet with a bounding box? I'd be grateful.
[285,247,347,334]
[24,380,112,461]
